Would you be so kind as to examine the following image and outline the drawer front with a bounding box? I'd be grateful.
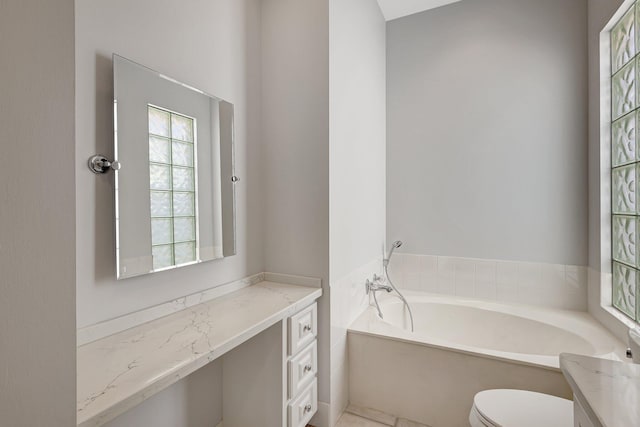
[288,303,317,356]
[288,378,318,427]
[288,340,317,399]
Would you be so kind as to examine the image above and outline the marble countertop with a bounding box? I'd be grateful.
[560,353,640,427]
[77,281,322,427]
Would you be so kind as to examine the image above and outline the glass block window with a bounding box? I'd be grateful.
[611,1,640,322]
[148,105,198,270]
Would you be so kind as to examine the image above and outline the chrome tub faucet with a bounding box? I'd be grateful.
[366,275,393,294]
[366,275,391,318]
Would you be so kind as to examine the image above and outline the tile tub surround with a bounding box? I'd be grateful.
[388,253,588,310]
[560,353,640,427]
[77,281,321,427]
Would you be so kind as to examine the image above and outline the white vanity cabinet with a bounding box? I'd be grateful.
[287,303,318,427]
[77,281,321,427]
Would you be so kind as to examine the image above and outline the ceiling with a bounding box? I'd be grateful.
[376,0,463,21]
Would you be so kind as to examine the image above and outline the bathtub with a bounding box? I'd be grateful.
[347,292,624,427]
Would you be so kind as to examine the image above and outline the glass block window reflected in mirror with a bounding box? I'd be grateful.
[611,1,640,322]
[148,105,198,270]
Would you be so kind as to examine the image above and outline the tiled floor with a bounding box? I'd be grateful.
[335,413,389,427]
[334,404,431,427]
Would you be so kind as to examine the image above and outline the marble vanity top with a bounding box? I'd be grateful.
[560,353,640,427]
[77,281,322,427]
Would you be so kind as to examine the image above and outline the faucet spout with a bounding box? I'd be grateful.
[366,278,392,294]
[366,276,394,320]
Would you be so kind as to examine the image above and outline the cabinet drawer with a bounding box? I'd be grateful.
[288,303,317,356]
[288,378,317,427]
[288,340,317,399]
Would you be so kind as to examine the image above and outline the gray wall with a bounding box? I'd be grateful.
[387,0,589,266]
[262,0,330,284]
[0,0,77,425]
[261,0,331,405]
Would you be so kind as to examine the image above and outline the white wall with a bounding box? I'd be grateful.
[387,0,589,266]
[328,0,386,425]
[75,0,263,329]
[330,0,387,283]
[75,0,261,425]
[0,0,76,425]
[261,0,331,408]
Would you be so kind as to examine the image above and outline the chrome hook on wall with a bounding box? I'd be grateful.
[88,154,121,174]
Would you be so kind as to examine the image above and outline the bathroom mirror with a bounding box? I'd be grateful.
[114,54,236,280]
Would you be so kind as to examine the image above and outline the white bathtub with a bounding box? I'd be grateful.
[348,292,624,427]
[351,292,623,369]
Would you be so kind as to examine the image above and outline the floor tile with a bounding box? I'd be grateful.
[346,404,397,426]
[395,418,431,427]
[336,413,392,427]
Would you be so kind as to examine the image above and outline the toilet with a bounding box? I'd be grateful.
[470,328,640,426]
[469,389,573,427]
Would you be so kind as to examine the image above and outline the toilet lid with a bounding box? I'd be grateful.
[473,389,573,427]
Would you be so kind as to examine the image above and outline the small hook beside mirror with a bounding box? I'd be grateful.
[88,154,121,174]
